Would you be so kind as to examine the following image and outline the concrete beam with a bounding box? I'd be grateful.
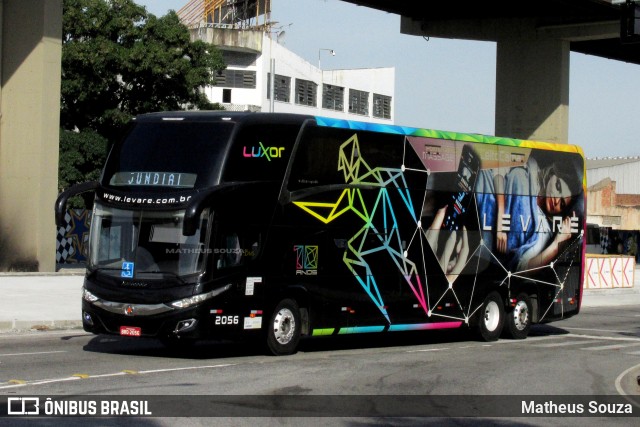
[401,15,573,144]
[495,38,570,143]
[0,0,62,271]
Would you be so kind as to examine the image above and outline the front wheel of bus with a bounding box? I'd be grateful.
[266,299,301,356]
[503,293,532,340]
[475,291,504,342]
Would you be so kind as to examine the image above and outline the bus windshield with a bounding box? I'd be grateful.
[89,202,210,279]
[103,121,234,189]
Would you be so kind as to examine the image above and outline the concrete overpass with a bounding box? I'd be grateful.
[0,0,61,271]
[343,0,639,143]
[0,0,636,271]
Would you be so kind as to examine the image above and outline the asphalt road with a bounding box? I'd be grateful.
[1,305,639,425]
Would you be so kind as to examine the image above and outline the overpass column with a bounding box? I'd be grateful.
[0,0,62,271]
[495,37,570,144]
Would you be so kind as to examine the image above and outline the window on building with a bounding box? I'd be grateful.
[267,73,291,102]
[322,84,344,112]
[295,79,317,107]
[222,89,231,103]
[349,89,369,116]
[373,93,392,119]
[216,69,257,89]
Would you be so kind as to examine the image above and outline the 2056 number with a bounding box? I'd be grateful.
[215,315,239,326]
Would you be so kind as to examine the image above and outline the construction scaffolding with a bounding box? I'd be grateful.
[178,0,271,29]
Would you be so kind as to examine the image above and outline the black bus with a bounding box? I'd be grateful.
[55,112,586,355]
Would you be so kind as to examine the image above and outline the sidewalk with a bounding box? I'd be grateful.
[1,268,639,333]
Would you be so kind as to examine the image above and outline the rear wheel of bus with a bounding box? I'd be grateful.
[474,291,505,342]
[503,293,532,339]
[266,298,301,356]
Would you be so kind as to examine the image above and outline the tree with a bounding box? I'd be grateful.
[59,0,226,206]
[59,128,108,208]
[61,0,225,138]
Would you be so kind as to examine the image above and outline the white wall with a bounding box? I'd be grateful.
[203,32,395,124]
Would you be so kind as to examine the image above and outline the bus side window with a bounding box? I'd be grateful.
[216,229,261,270]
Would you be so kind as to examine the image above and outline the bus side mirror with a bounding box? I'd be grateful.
[183,203,200,237]
[55,181,99,227]
[183,186,222,236]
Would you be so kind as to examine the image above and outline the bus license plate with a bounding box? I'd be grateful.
[120,326,141,337]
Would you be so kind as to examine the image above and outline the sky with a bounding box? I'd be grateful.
[134,0,640,159]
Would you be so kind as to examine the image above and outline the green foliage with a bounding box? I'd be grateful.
[59,129,108,208]
[59,0,226,204]
[61,0,225,138]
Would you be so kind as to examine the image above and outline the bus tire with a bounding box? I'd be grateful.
[475,291,504,342]
[266,298,301,356]
[503,293,532,340]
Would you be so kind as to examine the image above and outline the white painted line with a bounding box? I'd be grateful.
[139,364,236,374]
[0,350,67,357]
[580,343,640,351]
[562,326,633,334]
[567,333,640,343]
[406,347,450,353]
[0,331,91,339]
[615,363,640,409]
[0,363,236,391]
[533,340,602,348]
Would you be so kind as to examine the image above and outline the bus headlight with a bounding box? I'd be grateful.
[169,284,232,309]
[83,289,99,303]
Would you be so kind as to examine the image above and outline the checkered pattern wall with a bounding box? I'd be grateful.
[56,209,91,264]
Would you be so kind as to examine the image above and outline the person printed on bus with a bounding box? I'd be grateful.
[475,156,581,272]
[425,206,469,283]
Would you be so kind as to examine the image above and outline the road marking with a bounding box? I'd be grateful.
[615,362,640,409]
[0,363,236,390]
[562,327,634,334]
[72,374,90,379]
[0,350,67,357]
[567,333,640,343]
[580,343,640,351]
[533,340,602,348]
[406,347,450,353]
[0,331,91,339]
[138,364,235,374]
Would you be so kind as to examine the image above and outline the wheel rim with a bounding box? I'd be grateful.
[273,307,296,345]
[484,300,500,332]
[512,300,529,331]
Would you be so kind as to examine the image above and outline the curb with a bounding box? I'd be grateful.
[0,320,83,333]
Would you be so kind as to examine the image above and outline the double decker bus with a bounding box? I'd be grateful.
[55,112,586,355]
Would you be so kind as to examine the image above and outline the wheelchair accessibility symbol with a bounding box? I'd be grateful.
[121,262,135,278]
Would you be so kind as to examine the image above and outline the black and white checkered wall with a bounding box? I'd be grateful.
[56,209,91,264]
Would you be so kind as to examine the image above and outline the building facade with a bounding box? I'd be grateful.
[190,27,395,124]
[586,157,640,230]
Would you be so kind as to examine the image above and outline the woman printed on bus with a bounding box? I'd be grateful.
[475,155,582,272]
[425,206,470,283]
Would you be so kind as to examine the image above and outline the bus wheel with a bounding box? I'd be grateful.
[266,299,301,356]
[503,293,532,340]
[475,291,504,342]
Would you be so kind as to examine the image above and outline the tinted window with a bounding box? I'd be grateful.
[287,125,411,192]
[103,122,234,189]
[222,123,301,182]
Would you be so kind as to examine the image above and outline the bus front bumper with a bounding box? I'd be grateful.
[80,285,247,340]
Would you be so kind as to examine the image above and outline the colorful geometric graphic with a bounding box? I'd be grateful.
[294,245,318,272]
[294,134,423,322]
[291,118,586,328]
